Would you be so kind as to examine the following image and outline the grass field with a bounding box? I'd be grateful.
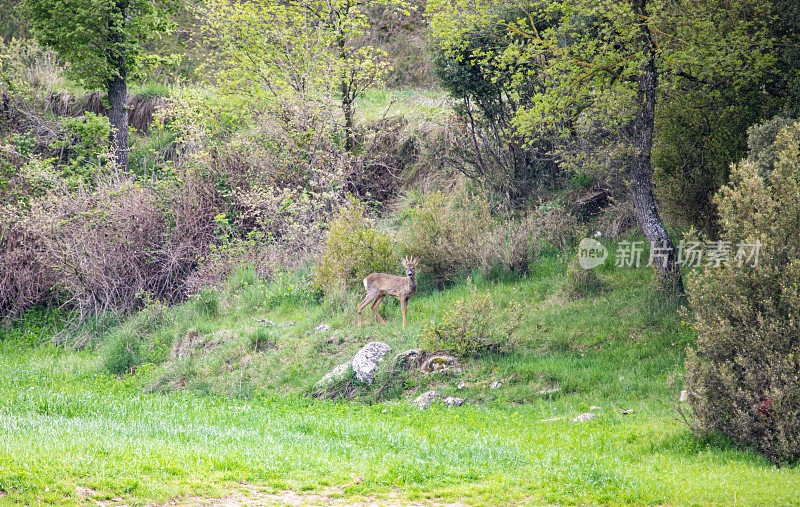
[2,252,800,505]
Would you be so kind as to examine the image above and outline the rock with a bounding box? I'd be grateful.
[421,355,458,373]
[314,362,352,389]
[393,349,422,369]
[444,396,465,407]
[456,381,467,390]
[590,406,601,411]
[621,409,634,415]
[490,381,503,389]
[315,323,330,333]
[412,391,440,409]
[570,412,596,423]
[351,341,393,383]
[679,390,690,402]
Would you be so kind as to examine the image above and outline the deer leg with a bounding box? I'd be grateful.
[371,295,387,325]
[401,297,408,329]
[358,292,379,329]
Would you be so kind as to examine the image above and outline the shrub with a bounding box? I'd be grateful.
[0,170,219,319]
[480,213,539,276]
[562,254,606,300]
[431,4,560,205]
[400,190,495,285]
[684,120,800,464]
[419,282,517,357]
[100,332,144,375]
[314,196,395,297]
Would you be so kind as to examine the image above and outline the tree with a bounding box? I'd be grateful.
[21,0,173,170]
[684,120,800,463]
[429,0,794,291]
[202,0,396,151]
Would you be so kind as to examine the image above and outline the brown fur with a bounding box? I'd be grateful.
[357,256,418,329]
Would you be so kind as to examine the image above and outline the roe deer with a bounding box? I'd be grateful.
[357,256,419,329]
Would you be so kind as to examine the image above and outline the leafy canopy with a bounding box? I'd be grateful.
[21,0,174,88]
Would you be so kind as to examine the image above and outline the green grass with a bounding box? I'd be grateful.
[1,257,799,504]
[357,87,453,124]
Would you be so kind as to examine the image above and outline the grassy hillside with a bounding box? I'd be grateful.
[2,252,799,505]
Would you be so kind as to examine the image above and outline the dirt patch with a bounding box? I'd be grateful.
[159,483,465,506]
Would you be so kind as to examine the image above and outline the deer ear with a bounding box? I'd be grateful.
[401,257,408,268]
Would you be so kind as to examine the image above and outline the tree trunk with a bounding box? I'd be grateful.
[108,70,128,171]
[342,80,354,152]
[108,0,129,171]
[337,29,354,152]
[630,0,684,293]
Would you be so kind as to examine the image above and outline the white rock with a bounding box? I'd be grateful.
[456,381,467,390]
[444,397,465,407]
[412,391,439,409]
[490,381,502,389]
[315,323,330,333]
[590,406,601,411]
[420,355,458,373]
[570,412,596,423]
[679,390,690,402]
[393,349,422,369]
[351,341,393,383]
[314,362,352,389]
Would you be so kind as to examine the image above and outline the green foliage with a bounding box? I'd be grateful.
[562,254,606,301]
[200,0,396,144]
[430,3,558,203]
[0,38,64,97]
[0,306,63,347]
[314,196,394,297]
[247,326,276,351]
[99,332,143,375]
[419,282,515,357]
[193,287,220,319]
[20,0,174,90]
[53,112,113,183]
[399,190,495,285]
[684,120,800,464]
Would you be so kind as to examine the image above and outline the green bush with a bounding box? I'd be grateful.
[314,196,394,297]
[419,282,516,357]
[562,254,606,300]
[684,120,800,464]
[400,190,495,286]
[193,287,221,318]
[100,332,143,375]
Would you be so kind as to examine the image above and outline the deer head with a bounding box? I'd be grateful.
[401,255,418,278]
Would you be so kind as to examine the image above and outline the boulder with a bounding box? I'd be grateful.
[314,362,352,390]
[412,391,440,409]
[393,349,422,369]
[351,341,393,383]
[313,341,393,390]
[444,396,465,407]
[420,355,458,373]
